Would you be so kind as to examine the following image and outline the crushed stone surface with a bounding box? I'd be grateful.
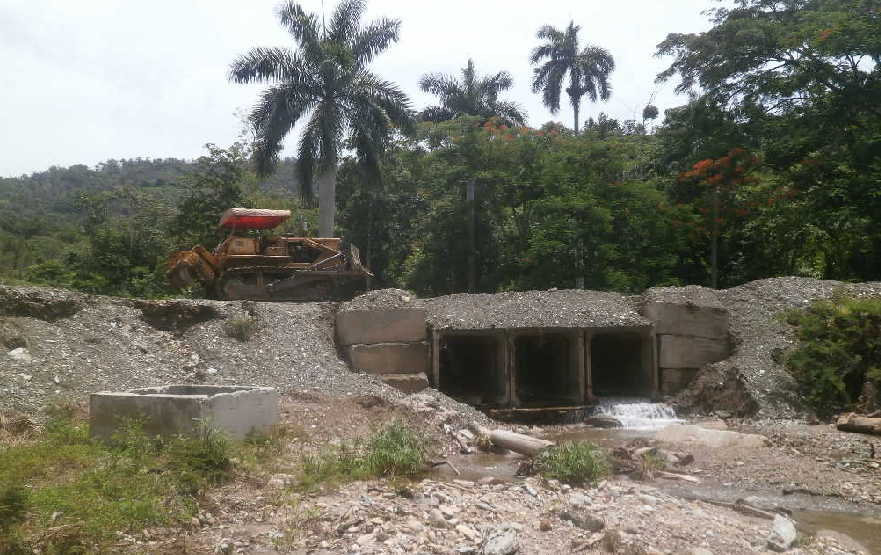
[424,289,651,330]
[339,288,420,312]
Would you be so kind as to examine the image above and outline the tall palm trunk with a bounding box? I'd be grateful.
[317,162,338,237]
[573,100,580,135]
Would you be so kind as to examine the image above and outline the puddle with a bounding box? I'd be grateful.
[793,510,881,554]
[433,451,522,482]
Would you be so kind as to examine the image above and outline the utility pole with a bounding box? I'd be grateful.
[710,185,720,289]
[467,178,476,292]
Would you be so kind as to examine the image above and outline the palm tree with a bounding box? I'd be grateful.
[530,22,615,134]
[418,59,527,126]
[229,0,413,237]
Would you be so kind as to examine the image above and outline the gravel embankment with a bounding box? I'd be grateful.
[0,285,402,416]
[678,277,881,418]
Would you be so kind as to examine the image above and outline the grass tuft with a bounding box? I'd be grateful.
[225,314,258,342]
[0,412,239,551]
[534,441,609,487]
[298,421,426,491]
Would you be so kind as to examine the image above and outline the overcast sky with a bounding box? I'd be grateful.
[0,0,717,177]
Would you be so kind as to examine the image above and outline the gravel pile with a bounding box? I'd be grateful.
[339,288,420,312]
[678,277,881,418]
[424,289,650,330]
[0,285,403,417]
[641,284,724,309]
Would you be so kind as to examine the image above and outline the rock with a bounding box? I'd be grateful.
[404,518,423,532]
[585,416,623,428]
[481,524,519,555]
[8,347,32,362]
[539,519,552,532]
[767,514,797,552]
[560,508,605,532]
[456,523,480,541]
[568,493,592,507]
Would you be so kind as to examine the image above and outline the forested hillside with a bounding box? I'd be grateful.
[1,0,879,299]
[0,149,307,297]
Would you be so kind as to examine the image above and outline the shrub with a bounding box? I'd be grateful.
[534,441,609,487]
[784,295,881,418]
[225,314,258,341]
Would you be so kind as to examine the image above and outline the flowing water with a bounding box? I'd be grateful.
[590,397,683,430]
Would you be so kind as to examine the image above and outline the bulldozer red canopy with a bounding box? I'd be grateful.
[218,208,291,230]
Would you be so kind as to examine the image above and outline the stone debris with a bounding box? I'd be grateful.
[189,476,865,555]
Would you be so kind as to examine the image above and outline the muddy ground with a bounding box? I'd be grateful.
[113,392,880,555]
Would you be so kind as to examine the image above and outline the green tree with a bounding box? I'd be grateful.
[656,0,881,282]
[418,59,527,126]
[530,21,615,134]
[170,144,252,250]
[229,0,414,237]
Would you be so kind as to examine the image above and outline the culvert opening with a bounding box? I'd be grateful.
[439,334,505,406]
[591,332,649,396]
[515,333,579,407]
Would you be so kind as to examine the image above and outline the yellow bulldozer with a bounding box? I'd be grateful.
[166,208,371,301]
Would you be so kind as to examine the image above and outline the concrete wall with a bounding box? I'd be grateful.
[336,308,429,394]
[642,294,730,395]
[90,385,279,440]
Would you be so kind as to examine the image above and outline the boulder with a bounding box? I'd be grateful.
[480,524,519,555]
[559,508,605,532]
[767,514,797,552]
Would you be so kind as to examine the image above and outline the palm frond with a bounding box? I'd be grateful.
[228,47,303,84]
[536,24,565,42]
[328,0,365,42]
[352,18,400,64]
[419,106,456,122]
[493,101,527,127]
[276,1,322,58]
[249,86,305,176]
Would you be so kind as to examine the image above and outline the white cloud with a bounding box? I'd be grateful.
[0,0,715,176]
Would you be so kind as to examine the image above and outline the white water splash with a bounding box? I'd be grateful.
[592,397,682,430]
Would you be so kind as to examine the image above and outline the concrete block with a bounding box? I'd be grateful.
[349,342,429,375]
[658,335,729,369]
[381,372,429,394]
[643,301,728,339]
[661,367,699,395]
[90,385,278,440]
[336,309,427,345]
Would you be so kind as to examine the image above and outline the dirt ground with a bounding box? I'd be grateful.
[108,393,880,555]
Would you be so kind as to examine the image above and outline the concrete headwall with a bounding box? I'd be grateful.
[641,287,730,395]
[336,308,430,394]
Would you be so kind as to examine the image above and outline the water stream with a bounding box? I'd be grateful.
[590,397,683,430]
[433,399,881,552]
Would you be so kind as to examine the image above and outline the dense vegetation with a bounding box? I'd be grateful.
[1,0,880,298]
[785,295,881,418]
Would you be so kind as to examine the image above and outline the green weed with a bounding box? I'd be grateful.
[534,441,609,487]
[297,421,426,491]
[225,314,258,341]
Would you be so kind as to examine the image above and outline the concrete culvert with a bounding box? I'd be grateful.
[591,331,653,397]
[439,334,506,406]
[514,332,580,407]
